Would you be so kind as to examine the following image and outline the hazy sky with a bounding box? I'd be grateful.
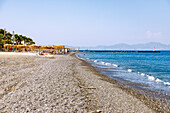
[0,0,170,46]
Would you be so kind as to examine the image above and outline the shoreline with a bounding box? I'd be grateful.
[74,53,170,112]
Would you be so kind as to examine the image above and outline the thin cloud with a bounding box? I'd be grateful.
[146,31,152,38]
[146,30,162,38]
[153,32,162,37]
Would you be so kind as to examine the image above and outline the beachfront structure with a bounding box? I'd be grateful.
[3,44,71,55]
[53,45,68,54]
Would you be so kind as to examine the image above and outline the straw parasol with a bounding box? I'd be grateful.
[40,45,54,49]
[4,44,12,47]
[29,44,41,49]
[10,45,17,48]
[17,45,27,49]
[53,45,65,49]
[47,45,54,49]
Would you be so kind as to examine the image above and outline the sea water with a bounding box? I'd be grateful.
[76,51,170,94]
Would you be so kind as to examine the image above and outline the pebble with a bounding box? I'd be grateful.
[0,54,159,112]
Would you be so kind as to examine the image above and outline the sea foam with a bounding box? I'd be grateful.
[147,76,155,81]
[128,69,132,72]
[112,64,118,67]
[141,73,145,76]
[101,61,105,65]
[105,63,111,65]
[155,78,163,83]
[94,60,98,63]
[164,82,170,86]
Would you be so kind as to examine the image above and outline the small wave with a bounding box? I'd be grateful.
[128,69,132,72]
[112,64,118,67]
[147,75,155,81]
[101,61,105,65]
[141,73,145,76]
[155,78,163,83]
[105,63,111,66]
[138,72,140,74]
[94,60,98,63]
[163,82,170,86]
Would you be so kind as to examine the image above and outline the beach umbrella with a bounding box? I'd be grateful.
[53,45,65,49]
[40,45,53,49]
[17,45,26,48]
[29,44,41,49]
[9,45,17,51]
[4,44,11,47]
[29,45,41,53]
[24,45,30,48]
[47,45,54,49]
[3,44,10,51]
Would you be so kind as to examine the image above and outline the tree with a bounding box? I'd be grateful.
[30,41,35,44]
[22,36,27,45]
[6,32,12,44]
[0,29,4,35]
[14,34,19,45]
[25,37,33,45]
[0,28,36,45]
[18,35,23,44]
[0,29,7,44]
[0,34,4,43]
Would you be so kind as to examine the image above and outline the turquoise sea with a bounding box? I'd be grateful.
[77,51,170,94]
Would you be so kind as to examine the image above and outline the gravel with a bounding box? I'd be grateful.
[0,53,155,112]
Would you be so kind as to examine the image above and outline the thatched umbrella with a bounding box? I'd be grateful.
[40,45,53,49]
[47,45,54,54]
[29,44,41,49]
[4,44,12,51]
[47,45,54,50]
[29,45,41,53]
[10,45,17,51]
[16,45,26,52]
[17,45,26,48]
[39,45,54,54]
[4,44,11,47]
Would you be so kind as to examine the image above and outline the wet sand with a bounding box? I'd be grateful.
[0,52,169,112]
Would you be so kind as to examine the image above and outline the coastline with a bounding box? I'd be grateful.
[0,52,169,112]
[74,52,170,112]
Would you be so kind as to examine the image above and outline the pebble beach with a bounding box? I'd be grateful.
[0,52,169,112]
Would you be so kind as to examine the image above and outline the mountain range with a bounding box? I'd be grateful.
[66,42,170,50]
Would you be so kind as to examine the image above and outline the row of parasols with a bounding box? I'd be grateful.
[3,44,71,55]
[4,44,65,49]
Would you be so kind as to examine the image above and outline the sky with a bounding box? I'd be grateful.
[0,0,170,47]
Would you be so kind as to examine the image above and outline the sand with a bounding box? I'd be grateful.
[0,52,168,112]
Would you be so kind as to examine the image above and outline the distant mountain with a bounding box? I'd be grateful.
[77,42,170,50]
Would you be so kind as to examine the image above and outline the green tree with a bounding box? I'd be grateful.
[0,28,36,45]
[0,29,4,35]
[22,36,27,44]
[0,34,4,43]
[6,32,12,44]
[30,41,35,44]
[25,37,33,45]
[0,29,6,44]
[14,34,19,45]
[18,35,23,44]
